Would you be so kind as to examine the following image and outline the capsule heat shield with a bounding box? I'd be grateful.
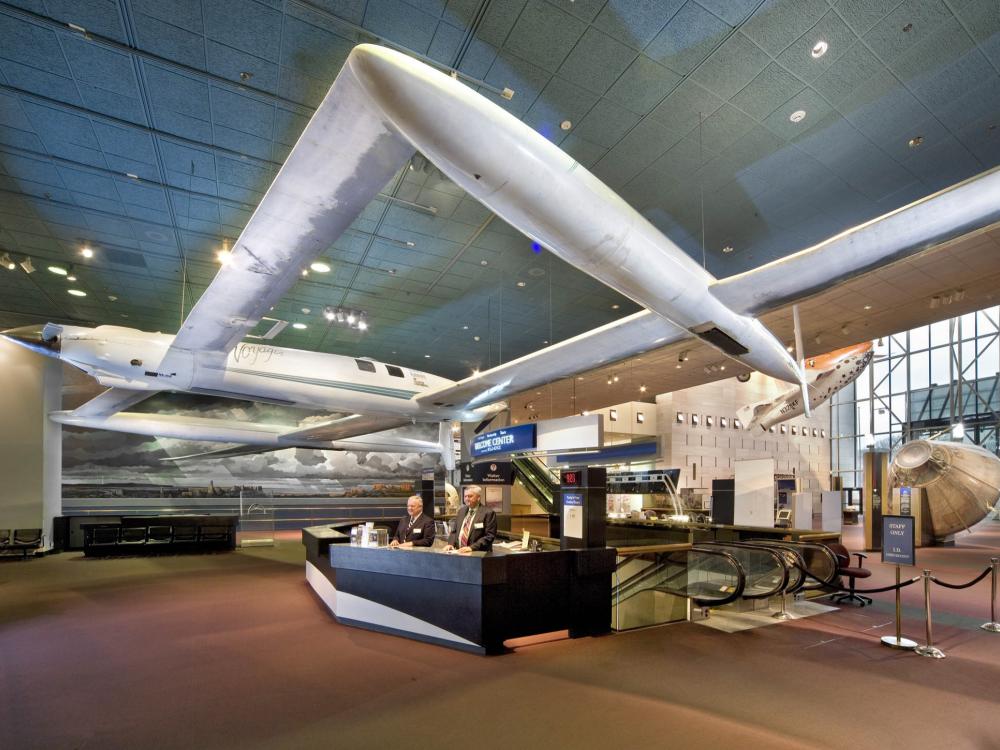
[891,439,1000,540]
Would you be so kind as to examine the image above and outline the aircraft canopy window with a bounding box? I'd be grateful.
[355,359,376,373]
[386,365,404,378]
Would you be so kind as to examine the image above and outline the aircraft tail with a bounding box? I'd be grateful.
[736,402,768,431]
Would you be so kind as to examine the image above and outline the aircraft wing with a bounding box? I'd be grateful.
[415,310,687,411]
[276,414,412,443]
[710,166,1000,317]
[70,387,159,418]
[164,58,415,361]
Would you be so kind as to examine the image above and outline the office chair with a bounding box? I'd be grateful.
[825,541,872,606]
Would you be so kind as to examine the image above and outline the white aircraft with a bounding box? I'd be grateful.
[3,45,999,464]
[737,342,874,432]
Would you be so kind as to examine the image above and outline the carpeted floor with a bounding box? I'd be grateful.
[2,521,1000,750]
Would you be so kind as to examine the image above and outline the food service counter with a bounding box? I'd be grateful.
[303,526,614,654]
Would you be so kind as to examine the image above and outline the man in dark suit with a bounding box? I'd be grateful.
[445,485,496,553]
[389,495,435,548]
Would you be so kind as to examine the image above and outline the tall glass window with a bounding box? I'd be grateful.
[830,305,1000,489]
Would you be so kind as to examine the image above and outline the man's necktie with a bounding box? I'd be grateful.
[459,509,475,547]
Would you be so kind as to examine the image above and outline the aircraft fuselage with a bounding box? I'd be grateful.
[7,324,487,421]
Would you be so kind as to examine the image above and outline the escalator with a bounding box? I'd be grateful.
[512,456,559,513]
[612,538,839,631]
[613,546,747,608]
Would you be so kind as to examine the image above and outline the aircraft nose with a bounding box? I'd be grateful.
[1,324,61,356]
[348,43,403,89]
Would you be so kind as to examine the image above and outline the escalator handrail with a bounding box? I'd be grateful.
[746,539,840,588]
[613,547,747,608]
[693,541,791,599]
[512,461,555,513]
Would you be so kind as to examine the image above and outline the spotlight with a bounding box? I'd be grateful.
[80,246,94,259]
[19,257,35,274]
[677,350,689,362]
[0,252,15,270]
[357,312,368,331]
[323,306,336,321]
[346,311,356,325]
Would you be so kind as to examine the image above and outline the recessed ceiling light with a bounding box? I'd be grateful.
[560,120,572,130]
[480,260,488,266]
[542,340,548,344]
[473,335,480,341]
[864,304,872,310]
[292,322,307,329]
[811,40,828,58]
[301,307,311,314]
[789,110,807,123]
[67,275,77,281]
[301,269,309,276]
[908,135,924,148]
[611,304,620,309]
[675,363,682,369]
[424,354,431,358]
[462,325,469,330]
[310,261,331,273]
[516,280,526,287]
[80,247,94,259]
[577,376,584,381]
[240,71,253,81]
[216,250,231,264]
[108,295,117,301]
[48,265,68,276]
[67,289,86,297]
[639,384,647,393]
[722,245,734,253]
[902,22,913,32]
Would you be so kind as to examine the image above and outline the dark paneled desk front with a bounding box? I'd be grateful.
[303,527,613,654]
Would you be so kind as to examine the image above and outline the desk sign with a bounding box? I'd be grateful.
[882,514,915,566]
[471,424,537,458]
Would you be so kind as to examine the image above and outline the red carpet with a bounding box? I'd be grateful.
[2,521,999,749]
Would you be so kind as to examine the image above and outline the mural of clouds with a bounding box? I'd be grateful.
[61,379,438,493]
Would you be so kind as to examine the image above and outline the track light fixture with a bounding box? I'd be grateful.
[0,252,14,270]
[19,257,35,274]
[323,306,369,332]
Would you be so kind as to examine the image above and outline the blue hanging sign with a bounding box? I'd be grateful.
[470,423,537,458]
[882,515,915,566]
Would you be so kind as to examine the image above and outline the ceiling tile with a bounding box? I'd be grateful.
[741,0,831,56]
[604,54,682,115]
[691,31,770,100]
[593,0,686,49]
[557,27,637,95]
[503,0,587,72]
[646,2,732,76]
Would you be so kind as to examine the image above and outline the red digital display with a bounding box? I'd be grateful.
[561,470,579,486]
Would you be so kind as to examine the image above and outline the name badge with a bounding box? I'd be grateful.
[474,522,484,529]
[413,528,422,535]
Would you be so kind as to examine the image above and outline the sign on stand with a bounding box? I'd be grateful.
[880,514,917,650]
[882,515,915,566]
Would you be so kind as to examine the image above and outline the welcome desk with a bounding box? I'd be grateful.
[303,526,614,654]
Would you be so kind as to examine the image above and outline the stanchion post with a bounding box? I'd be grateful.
[881,564,916,650]
[773,591,791,620]
[982,557,1000,633]
[915,569,945,659]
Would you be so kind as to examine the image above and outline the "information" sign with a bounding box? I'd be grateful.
[882,515,915,566]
